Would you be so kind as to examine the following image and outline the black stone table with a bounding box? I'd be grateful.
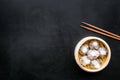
[0,0,120,80]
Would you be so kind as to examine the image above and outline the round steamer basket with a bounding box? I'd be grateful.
[74,36,111,72]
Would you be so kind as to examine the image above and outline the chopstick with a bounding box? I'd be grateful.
[82,22,120,39]
[80,22,120,41]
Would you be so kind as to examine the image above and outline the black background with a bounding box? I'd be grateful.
[0,0,120,80]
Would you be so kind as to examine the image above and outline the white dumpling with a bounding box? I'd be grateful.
[87,50,100,60]
[91,60,101,69]
[80,56,91,66]
[80,44,89,55]
[99,47,107,56]
[90,41,99,49]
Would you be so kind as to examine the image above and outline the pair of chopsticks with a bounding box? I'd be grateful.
[80,22,120,41]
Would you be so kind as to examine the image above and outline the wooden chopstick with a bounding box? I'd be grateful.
[80,25,120,41]
[81,22,120,39]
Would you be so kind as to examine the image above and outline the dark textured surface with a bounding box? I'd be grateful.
[0,0,120,80]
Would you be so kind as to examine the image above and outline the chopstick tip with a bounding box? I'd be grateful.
[80,25,84,27]
[81,21,85,23]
